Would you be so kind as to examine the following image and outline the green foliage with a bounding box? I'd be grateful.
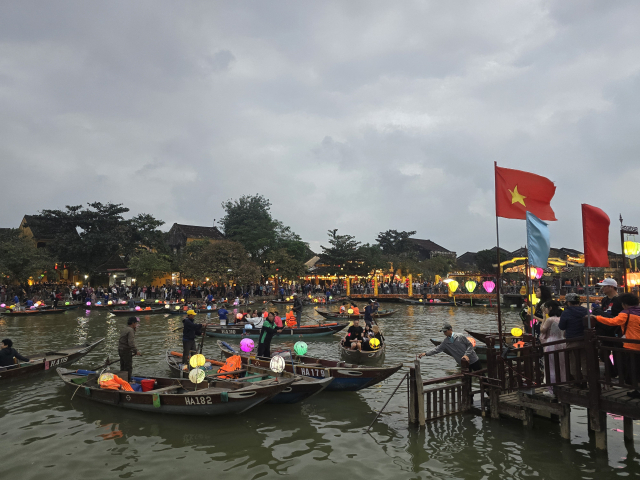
[0,229,53,283]
[376,229,416,255]
[475,248,510,274]
[219,194,309,277]
[37,202,165,274]
[264,248,307,280]
[179,240,261,284]
[320,229,362,275]
[421,255,455,279]
[127,251,173,284]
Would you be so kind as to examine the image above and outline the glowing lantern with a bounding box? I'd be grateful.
[448,281,459,293]
[140,299,144,302]
[294,341,308,355]
[240,338,255,352]
[483,281,495,293]
[155,300,159,303]
[0,304,5,308]
[528,267,538,280]
[624,241,640,258]
[135,306,141,311]
[175,306,180,310]
[270,355,285,374]
[236,313,243,320]
[165,305,170,309]
[107,301,112,305]
[369,338,381,350]
[419,299,423,302]
[189,368,205,384]
[181,299,185,302]
[466,337,476,347]
[465,281,476,293]
[347,308,354,314]
[86,302,91,306]
[511,327,523,337]
[189,354,206,367]
[207,305,212,310]
[96,301,102,305]
[65,302,69,306]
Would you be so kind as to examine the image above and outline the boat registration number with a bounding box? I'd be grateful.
[298,368,325,378]
[221,329,238,334]
[45,357,69,370]
[185,396,213,405]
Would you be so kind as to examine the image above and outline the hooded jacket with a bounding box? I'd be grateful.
[559,305,589,339]
[596,306,640,351]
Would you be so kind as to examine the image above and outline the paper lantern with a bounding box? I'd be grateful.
[419,299,423,302]
[448,280,459,293]
[135,306,141,311]
[294,341,308,355]
[190,354,206,367]
[236,313,243,320]
[528,267,538,280]
[140,299,144,302]
[347,308,354,314]
[175,306,180,310]
[181,299,185,302]
[511,327,523,337]
[65,302,70,305]
[536,267,544,279]
[369,338,381,350]
[329,296,333,300]
[482,281,495,293]
[165,304,170,309]
[107,301,112,305]
[189,368,205,384]
[155,300,159,303]
[96,301,102,305]
[0,304,5,308]
[465,281,476,293]
[270,355,285,373]
[207,305,212,310]
[240,338,255,352]
[624,241,640,258]
[86,302,91,306]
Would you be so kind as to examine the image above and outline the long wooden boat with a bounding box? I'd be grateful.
[218,341,402,391]
[0,338,104,383]
[57,367,294,416]
[166,350,333,404]
[2,308,66,316]
[315,309,397,320]
[108,307,169,316]
[400,299,456,306]
[338,339,385,364]
[205,322,347,339]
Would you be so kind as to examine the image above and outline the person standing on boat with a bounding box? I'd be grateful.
[257,312,282,358]
[182,310,204,364]
[118,317,141,381]
[0,339,30,367]
[418,322,482,371]
[292,293,303,327]
[363,300,374,327]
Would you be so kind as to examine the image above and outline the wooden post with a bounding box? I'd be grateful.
[408,366,417,425]
[522,407,534,428]
[414,360,426,427]
[560,404,571,440]
[592,411,608,450]
[461,359,472,411]
[624,417,634,443]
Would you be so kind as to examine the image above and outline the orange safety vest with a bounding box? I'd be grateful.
[218,355,242,379]
[339,306,346,313]
[285,311,297,327]
[99,373,134,392]
[352,307,360,315]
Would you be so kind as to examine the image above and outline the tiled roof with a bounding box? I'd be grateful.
[171,224,224,241]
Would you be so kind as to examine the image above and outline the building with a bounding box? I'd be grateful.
[408,238,456,261]
[456,252,478,271]
[19,215,78,249]
[166,223,225,254]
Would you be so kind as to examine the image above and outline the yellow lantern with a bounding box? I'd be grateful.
[347,308,354,314]
[624,241,640,257]
[528,267,538,280]
[448,280,459,293]
[465,281,476,293]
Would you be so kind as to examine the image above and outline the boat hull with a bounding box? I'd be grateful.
[205,323,347,339]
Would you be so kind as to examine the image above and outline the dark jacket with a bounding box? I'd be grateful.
[559,306,589,339]
[292,297,303,313]
[0,347,30,367]
[182,317,203,342]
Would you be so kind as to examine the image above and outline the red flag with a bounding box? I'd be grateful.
[582,204,610,267]
[495,165,557,220]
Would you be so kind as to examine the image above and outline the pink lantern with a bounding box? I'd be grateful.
[86,301,91,306]
[236,313,243,320]
[240,338,255,352]
[0,304,5,308]
[135,306,141,311]
[483,281,496,293]
[535,268,544,280]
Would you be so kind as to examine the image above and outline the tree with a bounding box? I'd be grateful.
[421,255,455,279]
[475,248,510,274]
[179,240,261,285]
[264,248,307,280]
[37,202,165,274]
[127,251,173,285]
[320,229,362,275]
[0,229,53,283]
[376,229,417,255]
[219,194,309,277]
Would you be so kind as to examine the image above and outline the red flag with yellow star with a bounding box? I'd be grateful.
[495,165,557,221]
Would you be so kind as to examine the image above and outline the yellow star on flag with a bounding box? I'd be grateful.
[508,185,526,206]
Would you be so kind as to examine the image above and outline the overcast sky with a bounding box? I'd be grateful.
[1,1,639,256]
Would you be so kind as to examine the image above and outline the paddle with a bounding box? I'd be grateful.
[198,323,207,354]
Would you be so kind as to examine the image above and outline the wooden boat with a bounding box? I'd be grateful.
[108,307,169,316]
[400,299,456,306]
[166,350,334,404]
[0,339,104,383]
[338,339,385,364]
[205,322,347,339]
[57,367,294,416]
[2,308,66,316]
[315,309,397,320]
[218,341,402,392]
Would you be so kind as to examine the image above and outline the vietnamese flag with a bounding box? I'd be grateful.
[582,204,610,267]
[495,165,557,221]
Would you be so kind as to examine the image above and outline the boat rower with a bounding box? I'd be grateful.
[418,322,482,371]
[257,312,282,358]
[0,339,30,367]
[182,310,205,364]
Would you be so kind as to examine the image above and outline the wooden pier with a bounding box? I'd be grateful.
[408,329,640,451]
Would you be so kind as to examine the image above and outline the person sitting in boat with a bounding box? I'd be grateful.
[350,303,360,315]
[247,310,264,329]
[418,322,482,372]
[0,339,30,367]
[339,302,347,314]
[25,298,34,309]
[343,318,364,351]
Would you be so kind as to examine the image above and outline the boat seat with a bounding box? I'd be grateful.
[146,385,182,394]
[239,373,270,381]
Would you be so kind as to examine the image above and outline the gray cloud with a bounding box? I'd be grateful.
[1,0,639,257]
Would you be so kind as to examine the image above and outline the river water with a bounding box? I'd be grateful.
[1,303,638,479]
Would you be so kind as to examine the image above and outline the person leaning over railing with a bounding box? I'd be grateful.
[594,293,640,399]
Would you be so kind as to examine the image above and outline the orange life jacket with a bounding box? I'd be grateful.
[99,373,134,391]
[352,307,360,315]
[285,311,297,327]
[218,355,242,379]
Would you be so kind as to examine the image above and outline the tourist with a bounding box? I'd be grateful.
[594,293,640,398]
[558,293,588,383]
[539,300,566,397]
[350,303,360,315]
[118,317,141,381]
[418,322,482,371]
[292,293,303,327]
[343,318,364,351]
[257,312,282,358]
[594,278,622,378]
[0,338,30,367]
[363,300,374,327]
[339,302,347,314]
[182,309,204,364]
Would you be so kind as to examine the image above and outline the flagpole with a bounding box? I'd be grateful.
[494,162,503,347]
[585,266,591,329]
